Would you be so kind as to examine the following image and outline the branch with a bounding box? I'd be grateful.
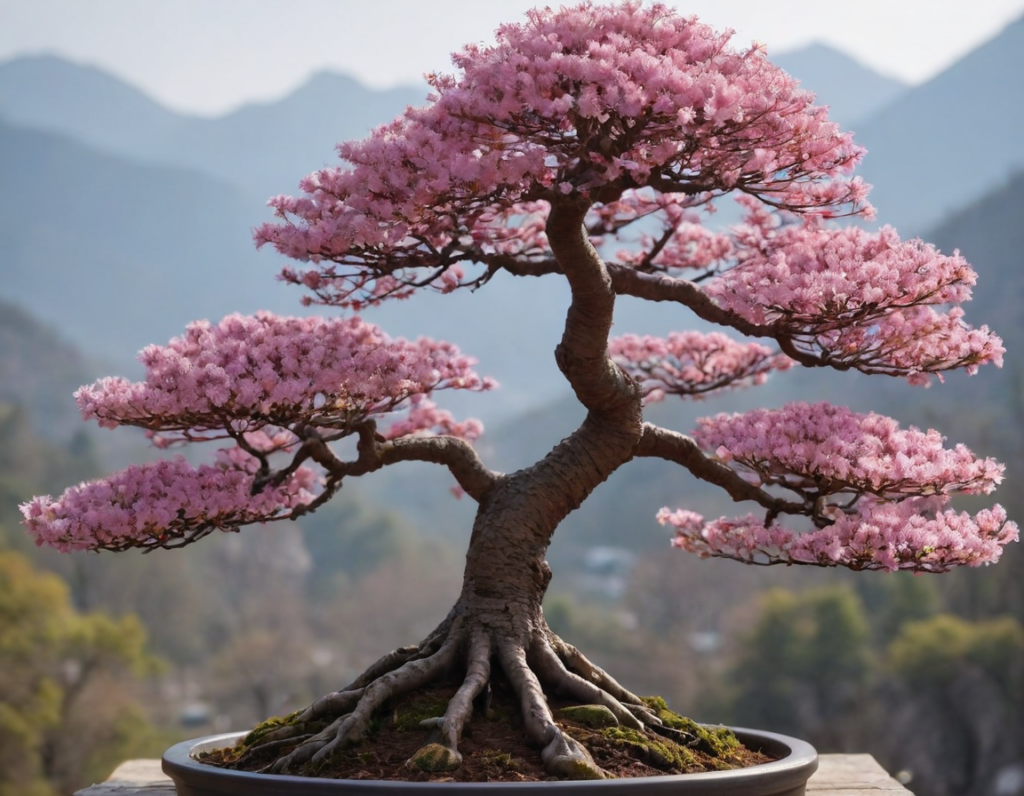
[380,436,498,501]
[608,265,769,335]
[635,423,807,522]
[484,254,563,279]
[607,265,853,370]
[311,422,499,502]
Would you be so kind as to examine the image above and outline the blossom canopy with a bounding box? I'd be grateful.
[256,1,869,307]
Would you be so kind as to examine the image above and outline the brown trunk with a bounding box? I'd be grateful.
[452,198,644,640]
[456,402,643,643]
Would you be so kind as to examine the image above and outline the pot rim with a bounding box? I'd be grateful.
[162,727,817,794]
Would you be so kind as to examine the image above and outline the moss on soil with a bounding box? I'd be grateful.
[202,680,772,781]
[556,704,619,728]
[392,692,452,731]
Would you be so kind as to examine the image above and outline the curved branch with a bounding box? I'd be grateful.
[608,266,768,335]
[635,423,808,521]
[293,421,499,502]
[485,254,563,278]
[380,436,498,501]
[607,265,829,369]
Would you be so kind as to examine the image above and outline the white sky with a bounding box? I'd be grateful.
[2,0,1023,116]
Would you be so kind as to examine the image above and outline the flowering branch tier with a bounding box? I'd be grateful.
[653,403,1017,571]
[76,313,493,438]
[20,1,1019,781]
[24,313,496,553]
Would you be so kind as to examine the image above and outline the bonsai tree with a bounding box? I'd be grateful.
[22,1,1018,781]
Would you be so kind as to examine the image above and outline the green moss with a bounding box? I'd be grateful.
[392,694,451,731]
[241,710,303,748]
[561,757,607,780]
[557,705,619,728]
[481,749,521,773]
[641,696,740,759]
[406,743,462,772]
[602,726,695,770]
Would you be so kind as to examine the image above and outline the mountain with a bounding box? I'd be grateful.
[924,168,1024,413]
[854,13,1024,233]
[0,299,100,441]
[155,72,427,203]
[772,43,907,128]
[0,56,425,206]
[0,119,297,368]
[0,55,188,160]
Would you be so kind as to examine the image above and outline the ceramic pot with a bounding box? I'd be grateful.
[163,728,816,795]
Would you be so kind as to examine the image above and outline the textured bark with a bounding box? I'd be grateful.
[454,198,643,643]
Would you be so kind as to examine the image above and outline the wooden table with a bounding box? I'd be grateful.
[75,754,911,794]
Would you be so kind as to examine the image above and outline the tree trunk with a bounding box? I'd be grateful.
[457,407,642,642]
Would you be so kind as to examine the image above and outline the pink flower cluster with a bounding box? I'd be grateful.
[695,402,1005,499]
[659,500,1019,572]
[256,2,867,307]
[75,313,492,440]
[383,399,484,441]
[609,331,791,401]
[704,215,1003,381]
[21,452,318,553]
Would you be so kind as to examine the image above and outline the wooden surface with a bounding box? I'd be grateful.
[75,754,910,794]
[808,755,911,793]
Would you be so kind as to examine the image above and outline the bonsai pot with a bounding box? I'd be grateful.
[162,728,817,795]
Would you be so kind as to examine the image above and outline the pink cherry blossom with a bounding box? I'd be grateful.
[702,209,1003,382]
[383,399,484,442]
[694,402,1005,500]
[256,2,867,308]
[75,313,492,441]
[609,331,791,401]
[21,449,318,553]
[659,500,1019,573]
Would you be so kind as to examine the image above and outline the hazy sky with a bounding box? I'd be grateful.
[2,0,1023,116]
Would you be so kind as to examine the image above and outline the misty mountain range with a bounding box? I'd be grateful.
[0,24,1020,435]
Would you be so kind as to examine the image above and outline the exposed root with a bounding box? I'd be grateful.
[234,734,314,767]
[498,637,606,780]
[225,618,743,781]
[530,635,644,731]
[296,688,365,723]
[437,627,492,755]
[345,647,421,690]
[269,629,461,773]
[550,635,658,722]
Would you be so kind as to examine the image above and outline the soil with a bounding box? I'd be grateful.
[200,676,775,782]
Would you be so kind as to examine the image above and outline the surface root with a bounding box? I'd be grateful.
[232,620,719,781]
[268,627,462,774]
